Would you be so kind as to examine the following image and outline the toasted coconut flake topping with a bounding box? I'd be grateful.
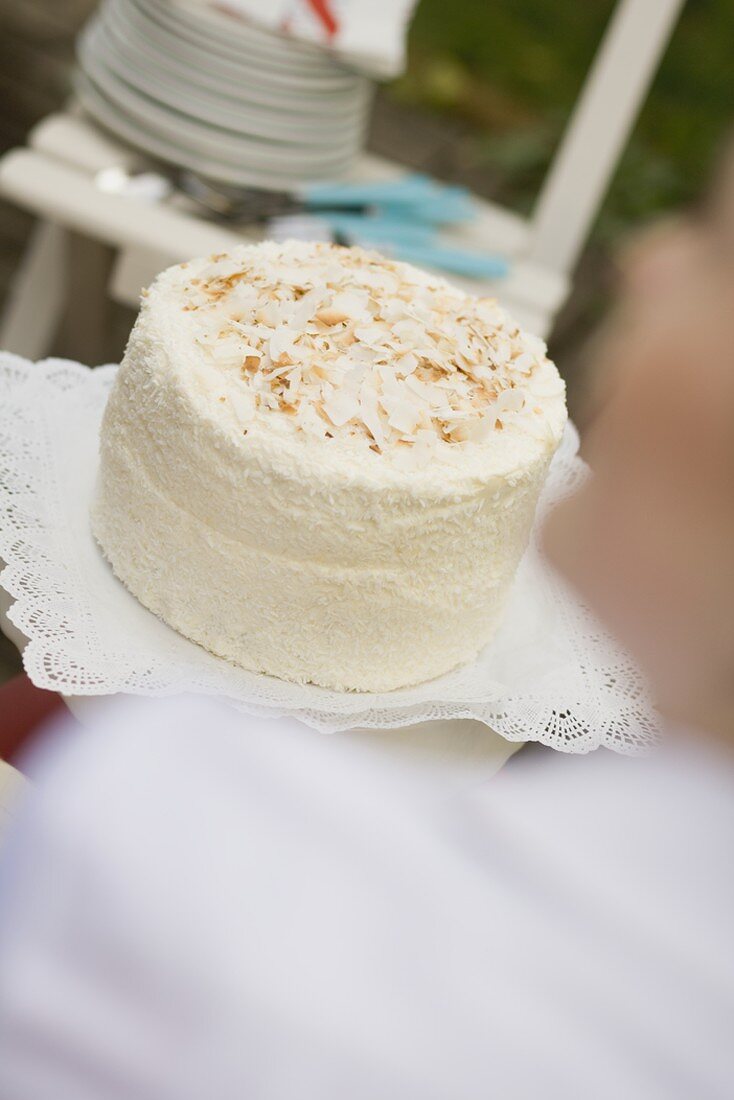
[181,241,563,467]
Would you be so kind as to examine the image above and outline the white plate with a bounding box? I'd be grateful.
[102,6,367,122]
[94,14,368,139]
[0,353,655,752]
[156,0,344,72]
[76,73,354,188]
[122,0,360,91]
[161,1,338,75]
[77,66,358,171]
[106,3,370,111]
[78,52,363,175]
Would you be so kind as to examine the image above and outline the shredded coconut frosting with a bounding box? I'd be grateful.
[169,240,564,471]
[94,240,567,690]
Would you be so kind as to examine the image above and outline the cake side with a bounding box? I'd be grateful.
[92,241,566,691]
[91,442,549,691]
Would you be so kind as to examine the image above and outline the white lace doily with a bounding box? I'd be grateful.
[0,353,658,751]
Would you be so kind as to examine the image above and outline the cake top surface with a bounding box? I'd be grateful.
[145,240,566,479]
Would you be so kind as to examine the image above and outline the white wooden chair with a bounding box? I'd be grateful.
[0,0,684,357]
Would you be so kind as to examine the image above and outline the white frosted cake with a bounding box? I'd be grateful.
[92,240,566,691]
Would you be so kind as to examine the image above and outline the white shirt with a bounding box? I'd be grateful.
[0,698,732,1099]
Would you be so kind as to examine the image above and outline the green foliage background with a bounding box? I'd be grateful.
[389,0,731,244]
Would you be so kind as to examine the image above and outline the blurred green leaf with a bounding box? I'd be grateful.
[386,0,733,244]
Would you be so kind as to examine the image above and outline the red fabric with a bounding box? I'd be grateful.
[0,675,67,766]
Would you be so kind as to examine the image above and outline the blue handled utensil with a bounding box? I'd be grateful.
[268,211,509,280]
[301,174,475,225]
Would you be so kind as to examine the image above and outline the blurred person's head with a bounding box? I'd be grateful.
[544,139,734,742]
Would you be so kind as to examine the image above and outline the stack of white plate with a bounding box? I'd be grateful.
[76,0,373,190]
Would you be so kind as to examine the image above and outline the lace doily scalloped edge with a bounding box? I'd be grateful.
[0,353,659,752]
